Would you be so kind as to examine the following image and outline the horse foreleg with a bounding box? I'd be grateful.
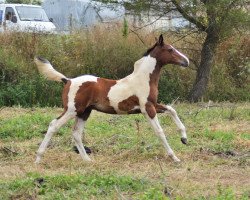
[35,112,74,163]
[155,104,187,144]
[143,102,180,162]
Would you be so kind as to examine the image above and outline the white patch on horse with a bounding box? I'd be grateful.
[67,75,98,112]
[170,45,189,65]
[108,56,156,113]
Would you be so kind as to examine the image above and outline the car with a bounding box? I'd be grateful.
[0,3,56,33]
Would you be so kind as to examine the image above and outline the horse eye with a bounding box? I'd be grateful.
[168,48,173,53]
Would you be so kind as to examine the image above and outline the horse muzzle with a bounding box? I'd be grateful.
[180,59,189,67]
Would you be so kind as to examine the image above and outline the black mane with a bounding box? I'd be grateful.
[143,43,157,56]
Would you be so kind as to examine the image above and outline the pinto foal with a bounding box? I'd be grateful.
[34,35,189,163]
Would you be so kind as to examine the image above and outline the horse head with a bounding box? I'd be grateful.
[144,34,189,67]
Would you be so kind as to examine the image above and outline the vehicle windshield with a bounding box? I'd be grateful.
[15,6,49,22]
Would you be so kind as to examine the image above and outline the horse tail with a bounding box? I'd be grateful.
[34,56,68,83]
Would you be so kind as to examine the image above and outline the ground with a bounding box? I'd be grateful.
[0,103,249,199]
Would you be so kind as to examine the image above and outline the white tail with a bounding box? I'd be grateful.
[34,56,67,82]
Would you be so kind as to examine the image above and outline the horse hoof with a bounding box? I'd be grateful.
[73,146,79,154]
[181,137,187,145]
[169,154,181,162]
[84,157,92,162]
[34,157,41,164]
[73,146,92,154]
[84,146,92,154]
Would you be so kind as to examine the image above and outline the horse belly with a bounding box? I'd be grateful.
[94,94,141,114]
[117,95,140,113]
[93,103,117,114]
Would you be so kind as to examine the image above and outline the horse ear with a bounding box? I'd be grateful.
[158,34,164,46]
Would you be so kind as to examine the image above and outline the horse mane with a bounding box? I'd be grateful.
[143,43,157,56]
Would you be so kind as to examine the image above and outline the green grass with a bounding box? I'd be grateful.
[0,103,249,199]
[0,173,166,200]
[0,108,74,141]
[1,173,249,200]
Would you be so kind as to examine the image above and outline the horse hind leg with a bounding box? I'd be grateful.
[35,112,74,164]
[72,109,92,162]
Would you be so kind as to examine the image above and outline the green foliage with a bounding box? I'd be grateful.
[0,76,63,107]
[102,0,249,101]
[5,0,42,5]
[207,35,250,102]
[122,18,129,37]
[0,28,249,107]
[215,185,237,200]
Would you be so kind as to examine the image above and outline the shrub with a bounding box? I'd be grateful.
[0,26,249,107]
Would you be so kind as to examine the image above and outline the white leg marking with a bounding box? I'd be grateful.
[145,114,180,162]
[72,117,91,162]
[35,113,73,164]
[165,105,187,139]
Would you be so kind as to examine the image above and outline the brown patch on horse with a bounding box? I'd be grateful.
[57,80,71,119]
[145,102,156,119]
[74,78,117,115]
[77,106,92,121]
[147,64,161,103]
[94,78,117,114]
[74,81,96,114]
[118,95,139,112]
[155,103,167,113]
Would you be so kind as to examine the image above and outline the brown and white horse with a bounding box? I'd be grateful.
[34,35,189,163]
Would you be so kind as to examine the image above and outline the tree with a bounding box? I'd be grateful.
[171,0,249,102]
[98,0,249,102]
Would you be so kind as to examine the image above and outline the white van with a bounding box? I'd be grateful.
[0,3,56,33]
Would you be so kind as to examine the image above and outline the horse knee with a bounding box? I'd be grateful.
[49,119,57,127]
[145,102,156,119]
[48,119,59,133]
[165,105,177,116]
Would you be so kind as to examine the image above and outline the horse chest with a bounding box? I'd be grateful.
[107,76,151,113]
[107,58,157,113]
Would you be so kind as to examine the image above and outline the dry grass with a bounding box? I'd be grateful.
[0,103,249,199]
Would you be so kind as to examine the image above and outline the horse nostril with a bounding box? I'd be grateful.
[182,59,189,67]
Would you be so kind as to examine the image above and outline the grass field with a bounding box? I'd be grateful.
[0,103,249,199]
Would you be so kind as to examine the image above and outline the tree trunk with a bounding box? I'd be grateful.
[188,31,219,102]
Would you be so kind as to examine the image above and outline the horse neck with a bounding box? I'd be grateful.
[117,56,163,91]
[149,62,162,87]
[131,56,157,76]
